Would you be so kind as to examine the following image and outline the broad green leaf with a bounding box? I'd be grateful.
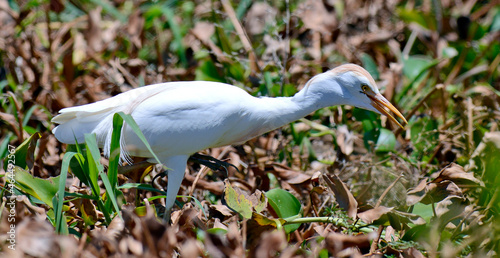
[375,128,396,152]
[265,189,302,233]
[13,166,60,207]
[402,56,433,82]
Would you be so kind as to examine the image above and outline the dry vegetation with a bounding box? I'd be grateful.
[1,0,499,257]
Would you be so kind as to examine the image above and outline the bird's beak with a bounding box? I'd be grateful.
[366,92,407,129]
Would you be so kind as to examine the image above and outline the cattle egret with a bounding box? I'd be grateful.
[52,64,407,219]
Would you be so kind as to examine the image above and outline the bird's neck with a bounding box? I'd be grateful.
[251,80,342,133]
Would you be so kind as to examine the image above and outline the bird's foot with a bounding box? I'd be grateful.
[188,153,239,178]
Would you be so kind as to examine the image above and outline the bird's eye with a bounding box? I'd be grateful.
[361,84,369,92]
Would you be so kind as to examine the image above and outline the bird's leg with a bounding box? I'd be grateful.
[160,155,189,222]
[188,153,239,178]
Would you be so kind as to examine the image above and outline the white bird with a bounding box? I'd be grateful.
[52,64,407,219]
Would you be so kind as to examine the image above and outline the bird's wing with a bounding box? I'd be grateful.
[51,83,173,144]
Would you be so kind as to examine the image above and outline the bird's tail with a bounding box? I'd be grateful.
[52,106,115,145]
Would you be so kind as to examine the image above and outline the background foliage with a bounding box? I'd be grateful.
[1,0,499,257]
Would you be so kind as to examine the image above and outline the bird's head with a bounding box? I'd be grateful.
[305,64,407,129]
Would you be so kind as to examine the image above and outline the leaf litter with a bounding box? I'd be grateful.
[1,0,499,257]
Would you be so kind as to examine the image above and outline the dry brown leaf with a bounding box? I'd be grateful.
[87,7,103,53]
[407,179,428,206]
[3,217,78,257]
[191,21,215,43]
[127,10,144,49]
[323,173,358,219]
[271,163,311,184]
[357,206,394,224]
[254,230,288,258]
[210,204,234,217]
[179,239,202,258]
[336,125,355,155]
[402,247,426,258]
[297,0,338,35]
[432,163,481,187]
[244,2,277,35]
[435,196,466,220]
[325,231,374,256]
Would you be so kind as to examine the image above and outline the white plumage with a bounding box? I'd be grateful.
[52,64,407,219]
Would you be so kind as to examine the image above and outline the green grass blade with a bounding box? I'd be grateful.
[116,112,164,166]
[54,151,77,234]
[104,113,124,212]
[84,134,102,197]
[99,170,121,219]
[118,183,166,194]
[83,133,112,224]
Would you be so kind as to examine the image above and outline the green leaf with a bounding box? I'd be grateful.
[441,47,458,59]
[104,113,124,213]
[54,151,79,234]
[4,132,41,171]
[402,56,433,82]
[360,53,380,80]
[412,202,434,224]
[265,189,302,233]
[223,180,253,219]
[13,166,60,208]
[84,134,102,197]
[375,128,396,152]
[195,60,225,82]
[118,183,166,194]
[116,112,163,166]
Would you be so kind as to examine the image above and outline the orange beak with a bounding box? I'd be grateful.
[366,92,407,129]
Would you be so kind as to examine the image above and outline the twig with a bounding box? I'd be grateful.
[369,225,384,255]
[375,173,403,208]
[467,97,474,156]
[220,0,261,74]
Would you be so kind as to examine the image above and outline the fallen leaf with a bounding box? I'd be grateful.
[432,163,481,187]
[223,179,253,219]
[244,2,277,35]
[323,173,358,219]
[297,0,338,35]
[336,125,355,155]
[407,179,428,206]
[87,7,103,53]
[325,231,374,256]
[357,206,393,224]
